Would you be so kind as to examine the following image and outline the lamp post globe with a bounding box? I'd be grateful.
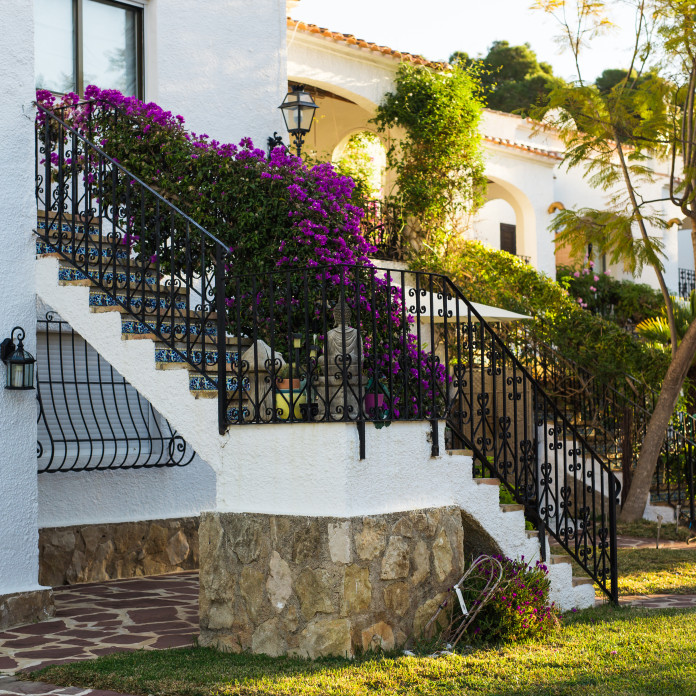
[279,84,318,158]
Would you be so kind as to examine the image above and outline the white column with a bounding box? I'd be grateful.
[0,0,42,596]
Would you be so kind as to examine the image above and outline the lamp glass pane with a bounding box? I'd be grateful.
[23,362,35,389]
[10,363,24,389]
[284,107,301,132]
[299,105,316,131]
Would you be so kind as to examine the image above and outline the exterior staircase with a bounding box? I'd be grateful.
[34,100,615,608]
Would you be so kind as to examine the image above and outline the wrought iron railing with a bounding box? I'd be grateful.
[679,268,696,299]
[360,199,406,262]
[504,324,696,523]
[37,313,195,472]
[35,102,618,600]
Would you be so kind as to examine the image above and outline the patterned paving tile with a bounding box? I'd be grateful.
[0,572,198,677]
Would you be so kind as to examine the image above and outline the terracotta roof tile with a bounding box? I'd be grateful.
[288,18,447,70]
[484,136,563,161]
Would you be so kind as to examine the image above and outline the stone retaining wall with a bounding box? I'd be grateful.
[198,506,465,658]
[0,589,55,631]
[39,517,199,586]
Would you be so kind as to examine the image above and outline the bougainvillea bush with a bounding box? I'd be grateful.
[467,555,559,644]
[36,87,447,417]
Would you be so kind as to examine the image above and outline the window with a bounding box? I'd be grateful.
[500,222,517,256]
[35,0,143,97]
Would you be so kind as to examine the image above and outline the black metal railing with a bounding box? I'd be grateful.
[37,313,195,472]
[360,199,406,262]
[504,324,696,523]
[679,268,696,299]
[35,102,618,600]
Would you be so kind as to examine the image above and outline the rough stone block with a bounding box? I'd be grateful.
[199,506,465,658]
[0,589,55,631]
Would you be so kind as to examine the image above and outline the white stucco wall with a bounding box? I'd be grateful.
[38,454,215,528]
[144,0,287,147]
[0,0,43,596]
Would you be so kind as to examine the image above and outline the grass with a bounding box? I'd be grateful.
[616,518,695,542]
[24,606,696,695]
[573,547,696,597]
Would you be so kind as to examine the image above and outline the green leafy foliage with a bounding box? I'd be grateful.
[412,242,669,387]
[373,63,487,245]
[557,263,663,326]
[451,41,566,116]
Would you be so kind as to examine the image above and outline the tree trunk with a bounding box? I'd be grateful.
[620,318,696,522]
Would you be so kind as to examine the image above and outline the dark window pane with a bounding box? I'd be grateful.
[82,0,138,95]
[500,223,517,255]
[35,0,76,93]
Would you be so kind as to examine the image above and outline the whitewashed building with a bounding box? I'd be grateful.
[0,1,666,650]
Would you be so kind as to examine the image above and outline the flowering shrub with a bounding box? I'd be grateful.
[467,555,559,644]
[36,87,448,416]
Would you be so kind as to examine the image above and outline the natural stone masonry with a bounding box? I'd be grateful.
[0,590,55,633]
[39,518,199,587]
[198,507,465,658]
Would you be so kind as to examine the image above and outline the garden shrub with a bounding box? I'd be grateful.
[557,262,663,327]
[412,242,669,389]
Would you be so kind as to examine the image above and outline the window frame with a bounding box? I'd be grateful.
[39,0,144,98]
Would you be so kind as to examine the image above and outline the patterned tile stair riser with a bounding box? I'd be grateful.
[121,320,217,338]
[58,266,160,287]
[188,375,249,392]
[155,347,241,367]
[90,291,189,312]
[36,239,130,262]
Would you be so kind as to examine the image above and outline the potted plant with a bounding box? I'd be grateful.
[276,363,301,390]
[275,363,306,420]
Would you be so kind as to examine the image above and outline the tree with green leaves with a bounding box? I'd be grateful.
[373,62,487,249]
[451,41,566,116]
[533,0,696,521]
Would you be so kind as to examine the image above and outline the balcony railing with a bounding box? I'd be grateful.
[679,268,696,299]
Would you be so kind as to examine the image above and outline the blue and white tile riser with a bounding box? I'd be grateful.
[58,266,160,287]
[121,320,217,338]
[36,239,130,261]
[189,375,249,392]
[155,347,240,366]
[90,291,188,312]
[36,219,101,235]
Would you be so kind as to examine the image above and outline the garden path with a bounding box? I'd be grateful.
[0,572,198,676]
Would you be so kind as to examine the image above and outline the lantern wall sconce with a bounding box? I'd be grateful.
[1,326,35,390]
[278,84,318,158]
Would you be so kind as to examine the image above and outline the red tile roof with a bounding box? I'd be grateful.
[483,136,563,161]
[288,18,447,70]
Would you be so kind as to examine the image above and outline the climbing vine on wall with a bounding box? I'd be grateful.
[374,63,487,246]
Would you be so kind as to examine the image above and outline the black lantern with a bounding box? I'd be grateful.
[1,326,35,390]
[278,85,318,157]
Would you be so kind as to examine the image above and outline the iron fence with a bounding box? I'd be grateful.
[679,268,696,299]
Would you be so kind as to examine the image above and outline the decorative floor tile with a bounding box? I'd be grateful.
[0,572,198,676]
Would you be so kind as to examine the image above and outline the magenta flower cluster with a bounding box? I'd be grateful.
[37,86,448,406]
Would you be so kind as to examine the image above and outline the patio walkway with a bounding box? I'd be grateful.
[0,572,198,676]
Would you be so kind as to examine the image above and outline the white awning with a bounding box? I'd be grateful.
[404,288,531,324]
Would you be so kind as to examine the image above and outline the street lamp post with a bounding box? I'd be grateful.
[278,84,318,158]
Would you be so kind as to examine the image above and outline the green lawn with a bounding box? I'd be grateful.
[25,606,696,696]
[616,518,695,542]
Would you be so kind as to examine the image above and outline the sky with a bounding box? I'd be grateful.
[291,0,642,82]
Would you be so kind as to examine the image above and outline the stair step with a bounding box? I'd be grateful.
[36,239,130,261]
[500,503,525,513]
[58,265,160,288]
[189,375,249,392]
[93,304,217,321]
[474,478,500,486]
[551,554,572,565]
[572,576,595,587]
[121,318,217,339]
[154,344,248,367]
[525,529,538,539]
[447,448,473,457]
[89,290,189,312]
